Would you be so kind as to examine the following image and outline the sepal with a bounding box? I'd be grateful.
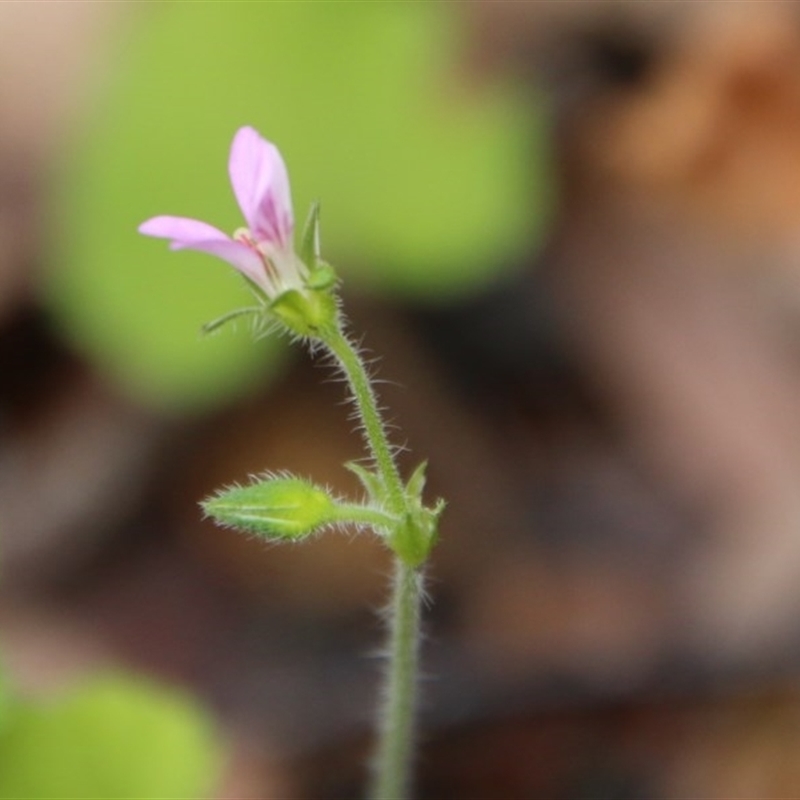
[269,287,338,337]
[298,201,338,292]
[300,200,321,268]
[200,306,263,336]
[306,261,337,291]
[390,500,444,568]
[345,461,387,504]
[405,461,428,500]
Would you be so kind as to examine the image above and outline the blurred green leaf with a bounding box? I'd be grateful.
[0,675,219,799]
[47,3,551,411]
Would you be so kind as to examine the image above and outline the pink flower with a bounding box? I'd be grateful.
[139,126,307,298]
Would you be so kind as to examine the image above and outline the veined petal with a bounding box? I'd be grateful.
[174,239,268,292]
[138,215,230,245]
[228,126,294,247]
[139,216,268,291]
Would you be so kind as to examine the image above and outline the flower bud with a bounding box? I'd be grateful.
[202,476,339,540]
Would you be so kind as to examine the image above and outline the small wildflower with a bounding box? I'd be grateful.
[139,126,307,300]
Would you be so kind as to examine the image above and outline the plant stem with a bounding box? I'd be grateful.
[370,558,423,800]
[318,321,423,799]
[331,504,399,531]
[320,325,406,514]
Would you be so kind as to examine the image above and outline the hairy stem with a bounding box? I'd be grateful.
[319,324,406,514]
[330,504,399,531]
[370,559,423,800]
[318,321,424,799]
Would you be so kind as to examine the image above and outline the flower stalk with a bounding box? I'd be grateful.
[371,559,424,800]
[319,325,406,514]
[140,126,442,800]
[319,322,431,798]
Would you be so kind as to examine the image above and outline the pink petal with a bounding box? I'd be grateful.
[179,239,269,291]
[139,215,230,245]
[139,215,267,291]
[228,126,294,247]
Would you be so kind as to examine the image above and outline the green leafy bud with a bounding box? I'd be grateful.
[202,476,339,540]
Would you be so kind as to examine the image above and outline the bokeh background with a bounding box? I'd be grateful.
[5,1,800,797]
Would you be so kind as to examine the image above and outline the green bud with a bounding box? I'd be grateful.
[202,476,339,540]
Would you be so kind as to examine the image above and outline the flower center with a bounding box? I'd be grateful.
[233,227,257,249]
[234,227,282,284]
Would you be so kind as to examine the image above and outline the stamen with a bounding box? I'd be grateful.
[233,227,256,247]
